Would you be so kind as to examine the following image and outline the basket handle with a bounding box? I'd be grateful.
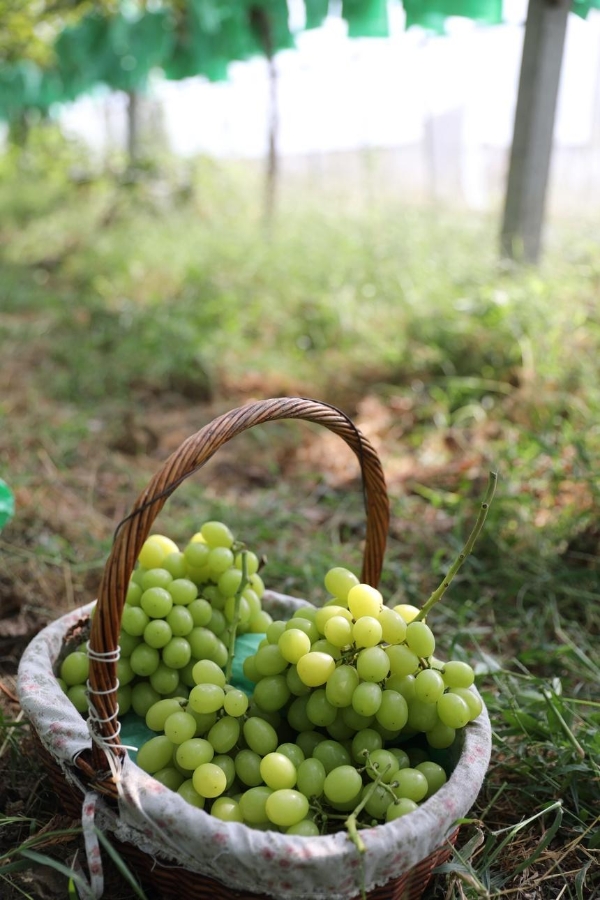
[87,397,389,765]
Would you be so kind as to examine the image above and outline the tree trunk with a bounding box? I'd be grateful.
[126,90,140,168]
[500,0,570,264]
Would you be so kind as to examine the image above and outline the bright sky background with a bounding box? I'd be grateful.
[58,2,600,161]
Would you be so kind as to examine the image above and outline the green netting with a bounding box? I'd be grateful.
[403,0,504,31]
[304,0,330,29]
[343,0,390,37]
[572,0,600,18]
[103,10,176,93]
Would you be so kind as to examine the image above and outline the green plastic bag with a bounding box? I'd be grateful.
[0,479,14,531]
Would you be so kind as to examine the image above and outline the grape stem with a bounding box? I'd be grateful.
[344,759,393,900]
[415,471,498,621]
[225,551,249,684]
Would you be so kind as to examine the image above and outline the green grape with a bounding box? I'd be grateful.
[362,783,391,819]
[243,717,278,756]
[378,606,407,644]
[324,766,363,805]
[210,638,229,669]
[118,630,142,657]
[131,682,161,718]
[416,761,447,798]
[392,768,429,802]
[347,584,383,619]
[386,798,418,821]
[67,684,88,714]
[351,682,382,717]
[146,697,187,732]
[323,567,359,601]
[296,651,336,687]
[249,610,273,634]
[310,639,342,660]
[247,702,281,730]
[405,621,435,658]
[276,742,305,769]
[407,700,440,732]
[259,752,297,790]
[235,749,264,787]
[150,662,180,695]
[217,567,244,597]
[183,540,210,569]
[143,619,173,649]
[414,669,445,704]
[238,786,273,825]
[138,535,178,570]
[385,644,419,677]
[153,766,185,791]
[442,660,475,688]
[286,695,313,733]
[208,547,235,578]
[426,721,456,749]
[451,687,483,720]
[60,651,89,686]
[287,820,320,836]
[393,604,420,623]
[164,606,194,637]
[286,617,320,645]
[130,566,147,587]
[162,637,192,670]
[437,692,471,729]
[315,605,353,635]
[351,728,382,763]
[223,597,250,627]
[211,754,236,790]
[385,673,416,702]
[353,616,383,648]
[323,615,354,648]
[253,674,290,713]
[242,656,261,688]
[356,646,391,683]
[388,747,411,770]
[141,568,173,592]
[325,665,359,708]
[312,739,351,774]
[365,749,400,783]
[341,706,375,731]
[176,737,214,771]
[192,659,226,687]
[167,578,198,607]
[121,605,150,637]
[248,572,265,599]
[265,789,308,827]
[188,708,218,735]
[234,550,259,575]
[130,643,160,677]
[137,735,175,774]
[125,582,143,607]
[211,796,243,823]
[201,521,234,548]
[188,599,213,627]
[177,779,206,808]
[306,689,337,727]
[292,606,318,624]
[207,716,240,754]
[278,628,311,663]
[116,657,135,686]
[164,711,198,745]
[326,710,355,741]
[223,688,249,717]
[295,730,325,758]
[141,587,173,619]
[162,552,188,580]
[254,644,289,677]
[375,690,409,731]
[189,683,225,714]
[286,665,311,697]
[296,757,326,798]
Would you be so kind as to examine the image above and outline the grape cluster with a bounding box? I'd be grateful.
[57,522,272,717]
[58,523,483,836]
[132,561,482,834]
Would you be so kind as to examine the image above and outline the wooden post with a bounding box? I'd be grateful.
[500,0,570,264]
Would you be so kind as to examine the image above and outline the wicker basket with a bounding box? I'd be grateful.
[18,398,492,900]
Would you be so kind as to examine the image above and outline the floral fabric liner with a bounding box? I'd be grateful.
[17,593,492,900]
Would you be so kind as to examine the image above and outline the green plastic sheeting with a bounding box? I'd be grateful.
[0,479,15,531]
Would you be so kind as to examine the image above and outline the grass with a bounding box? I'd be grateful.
[0,124,599,899]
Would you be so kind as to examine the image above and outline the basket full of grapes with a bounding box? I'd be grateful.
[17,398,492,900]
